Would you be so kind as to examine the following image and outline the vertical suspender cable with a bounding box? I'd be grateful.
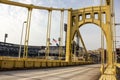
[111,0,116,65]
[108,0,116,66]
[46,10,52,60]
[113,0,117,64]
[100,0,104,74]
[59,10,64,60]
[23,8,32,58]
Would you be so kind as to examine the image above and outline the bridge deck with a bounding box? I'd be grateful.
[0,64,100,80]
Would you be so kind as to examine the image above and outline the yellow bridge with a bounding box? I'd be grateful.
[0,0,120,80]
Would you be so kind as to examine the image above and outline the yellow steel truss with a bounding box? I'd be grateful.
[66,6,116,80]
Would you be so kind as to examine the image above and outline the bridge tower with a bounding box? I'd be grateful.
[66,5,114,66]
[65,0,117,80]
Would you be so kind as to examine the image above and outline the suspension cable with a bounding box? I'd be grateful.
[45,10,52,60]
[23,8,32,58]
[59,10,64,60]
[100,0,105,74]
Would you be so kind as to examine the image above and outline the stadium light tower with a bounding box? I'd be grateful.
[4,33,8,43]
[18,21,27,58]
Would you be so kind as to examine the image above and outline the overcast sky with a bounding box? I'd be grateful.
[0,0,119,50]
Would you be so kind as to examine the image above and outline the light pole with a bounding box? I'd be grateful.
[18,21,27,58]
[4,33,8,43]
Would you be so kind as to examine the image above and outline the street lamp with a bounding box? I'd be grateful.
[18,21,27,58]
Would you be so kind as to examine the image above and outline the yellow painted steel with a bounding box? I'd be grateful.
[68,5,116,80]
[14,60,24,68]
[70,6,113,65]
[100,0,105,74]
[45,10,52,60]
[99,0,117,80]
[77,30,88,60]
[34,60,41,68]
[66,8,72,62]
[25,60,34,68]
[52,61,57,67]
[0,0,69,11]
[41,61,47,67]
[0,58,93,70]
[23,8,32,58]
[59,10,64,60]
[1,60,14,69]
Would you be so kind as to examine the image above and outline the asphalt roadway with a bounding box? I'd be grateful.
[0,64,100,80]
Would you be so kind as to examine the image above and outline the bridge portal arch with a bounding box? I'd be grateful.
[79,23,104,49]
[72,23,103,62]
[66,6,113,66]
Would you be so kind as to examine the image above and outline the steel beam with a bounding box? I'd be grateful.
[77,30,88,60]
[0,0,68,11]
[65,9,72,62]
[23,8,32,58]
